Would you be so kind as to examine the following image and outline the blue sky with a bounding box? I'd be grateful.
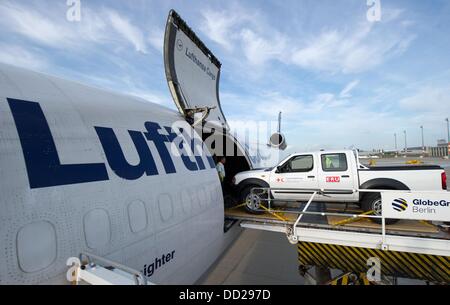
[0,0,449,152]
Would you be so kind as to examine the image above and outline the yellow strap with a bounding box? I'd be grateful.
[419,220,437,229]
[332,210,374,226]
[227,202,247,210]
[227,202,288,222]
[260,205,289,222]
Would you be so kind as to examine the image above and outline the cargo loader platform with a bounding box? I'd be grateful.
[225,189,450,284]
[225,204,445,239]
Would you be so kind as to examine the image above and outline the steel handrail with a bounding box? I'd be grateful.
[248,187,447,247]
[79,252,148,285]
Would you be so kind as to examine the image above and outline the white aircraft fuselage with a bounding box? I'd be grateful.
[0,63,240,284]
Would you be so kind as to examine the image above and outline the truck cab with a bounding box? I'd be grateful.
[269,150,360,202]
[233,150,361,205]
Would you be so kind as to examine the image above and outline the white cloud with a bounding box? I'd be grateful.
[198,4,415,75]
[200,9,249,51]
[400,20,415,27]
[256,96,302,118]
[339,79,360,98]
[223,88,353,124]
[399,87,450,113]
[0,2,74,47]
[291,23,414,74]
[239,29,287,66]
[0,1,442,152]
[148,28,164,53]
[200,7,289,67]
[128,90,171,106]
[0,1,152,55]
[308,93,347,112]
[249,82,450,150]
[106,9,148,54]
[0,44,48,70]
[381,8,404,23]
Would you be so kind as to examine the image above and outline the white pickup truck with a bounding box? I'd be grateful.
[232,150,447,223]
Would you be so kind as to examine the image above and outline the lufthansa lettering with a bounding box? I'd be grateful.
[185,47,216,81]
[7,98,216,189]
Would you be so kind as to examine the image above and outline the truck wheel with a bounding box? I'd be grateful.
[361,192,398,225]
[241,186,265,214]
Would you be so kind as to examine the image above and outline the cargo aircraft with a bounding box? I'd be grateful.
[0,10,286,284]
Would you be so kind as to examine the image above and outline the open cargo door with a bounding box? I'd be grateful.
[163,10,253,191]
[164,10,228,131]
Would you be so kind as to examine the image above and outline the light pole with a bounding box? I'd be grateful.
[446,118,449,144]
[420,125,424,151]
[403,130,407,153]
[394,133,397,153]
[446,118,449,157]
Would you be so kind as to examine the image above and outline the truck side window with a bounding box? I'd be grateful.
[282,155,314,173]
[321,154,348,172]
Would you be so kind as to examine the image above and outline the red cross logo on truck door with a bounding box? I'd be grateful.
[326,176,340,183]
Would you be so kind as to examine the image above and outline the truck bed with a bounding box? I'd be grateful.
[362,165,443,171]
[358,165,445,191]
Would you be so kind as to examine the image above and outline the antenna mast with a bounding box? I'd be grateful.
[278,112,282,134]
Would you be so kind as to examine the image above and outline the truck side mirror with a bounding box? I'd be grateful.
[276,166,283,173]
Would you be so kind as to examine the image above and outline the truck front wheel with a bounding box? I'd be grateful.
[361,192,398,225]
[241,186,265,214]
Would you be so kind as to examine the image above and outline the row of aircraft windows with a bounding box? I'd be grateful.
[15,184,221,274]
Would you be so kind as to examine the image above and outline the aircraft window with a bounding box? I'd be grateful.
[17,221,57,273]
[181,190,192,214]
[198,187,208,208]
[321,153,348,172]
[84,209,111,249]
[282,155,314,173]
[158,194,174,222]
[128,200,148,233]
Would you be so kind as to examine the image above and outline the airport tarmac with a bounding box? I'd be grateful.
[200,157,450,285]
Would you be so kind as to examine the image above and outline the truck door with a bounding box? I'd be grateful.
[270,154,318,201]
[318,152,357,202]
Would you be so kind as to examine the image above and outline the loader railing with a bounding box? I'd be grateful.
[248,187,450,246]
